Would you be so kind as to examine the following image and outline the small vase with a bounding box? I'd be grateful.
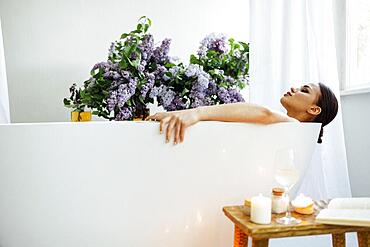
[71,111,92,122]
[133,108,150,121]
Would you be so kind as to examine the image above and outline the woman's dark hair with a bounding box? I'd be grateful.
[313,83,339,143]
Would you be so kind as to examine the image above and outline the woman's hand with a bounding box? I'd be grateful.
[146,109,200,144]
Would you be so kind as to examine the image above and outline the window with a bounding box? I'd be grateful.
[345,0,370,93]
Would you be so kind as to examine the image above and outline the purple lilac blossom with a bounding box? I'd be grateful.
[152,38,171,63]
[115,107,133,120]
[117,84,132,107]
[154,65,167,80]
[138,34,154,61]
[191,97,204,108]
[198,33,228,57]
[121,70,131,79]
[110,62,120,71]
[169,66,180,77]
[138,64,145,73]
[188,70,212,108]
[110,80,122,89]
[108,41,118,57]
[166,96,186,111]
[113,71,122,80]
[207,80,218,95]
[228,88,245,102]
[149,85,164,99]
[156,65,167,75]
[140,60,147,67]
[189,87,206,109]
[140,73,155,97]
[107,91,118,112]
[185,64,201,77]
[103,71,115,80]
[189,71,210,96]
[203,96,214,106]
[225,76,236,85]
[156,86,175,109]
[161,89,176,108]
[92,61,110,71]
[217,87,231,103]
[128,78,137,95]
[238,75,249,86]
[197,72,210,90]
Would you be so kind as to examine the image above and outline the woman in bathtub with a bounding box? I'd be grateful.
[146,83,338,144]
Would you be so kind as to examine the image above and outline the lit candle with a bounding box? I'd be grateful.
[251,194,272,224]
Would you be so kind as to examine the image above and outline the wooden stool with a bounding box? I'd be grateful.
[223,205,370,247]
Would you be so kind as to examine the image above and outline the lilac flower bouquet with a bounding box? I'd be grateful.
[64,17,249,120]
[154,33,249,111]
[64,16,176,120]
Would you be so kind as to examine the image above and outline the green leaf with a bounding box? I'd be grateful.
[137,23,143,32]
[138,16,147,22]
[164,63,176,68]
[138,16,152,27]
[63,98,71,106]
[90,68,97,76]
[120,33,129,39]
[139,96,146,105]
[181,88,189,96]
[131,30,141,35]
[190,54,200,65]
[120,59,128,69]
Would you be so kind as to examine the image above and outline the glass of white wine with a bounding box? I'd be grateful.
[274,148,301,225]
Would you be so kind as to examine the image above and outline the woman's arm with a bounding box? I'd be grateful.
[146,102,298,144]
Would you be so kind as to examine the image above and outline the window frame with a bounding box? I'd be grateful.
[342,0,370,95]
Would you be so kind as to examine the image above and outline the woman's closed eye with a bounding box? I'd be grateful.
[301,88,309,93]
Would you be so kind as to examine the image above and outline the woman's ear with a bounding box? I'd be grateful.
[307,105,321,116]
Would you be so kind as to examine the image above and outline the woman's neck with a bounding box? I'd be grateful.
[287,111,312,122]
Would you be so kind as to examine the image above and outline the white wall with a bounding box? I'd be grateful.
[0,0,249,123]
[341,93,370,197]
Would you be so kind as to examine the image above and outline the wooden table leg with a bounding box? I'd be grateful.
[252,238,269,247]
[332,233,346,247]
[357,231,369,247]
[234,225,248,247]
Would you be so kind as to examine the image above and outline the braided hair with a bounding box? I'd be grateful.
[312,83,339,143]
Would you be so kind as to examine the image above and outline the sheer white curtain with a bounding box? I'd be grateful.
[0,18,10,123]
[249,0,351,200]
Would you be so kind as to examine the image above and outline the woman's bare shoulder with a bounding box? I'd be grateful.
[270,110,300,123]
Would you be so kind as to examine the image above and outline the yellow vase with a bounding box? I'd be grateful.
[133,117,146,121]
[71,111,92,122]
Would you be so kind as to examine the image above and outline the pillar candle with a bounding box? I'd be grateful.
[251,194,271,224]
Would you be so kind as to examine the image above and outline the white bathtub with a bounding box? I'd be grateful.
[0,122,320,247]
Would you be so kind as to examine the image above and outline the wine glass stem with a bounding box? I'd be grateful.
[285,189,291,218]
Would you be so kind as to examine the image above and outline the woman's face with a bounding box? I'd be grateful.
[280,83,322,119]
